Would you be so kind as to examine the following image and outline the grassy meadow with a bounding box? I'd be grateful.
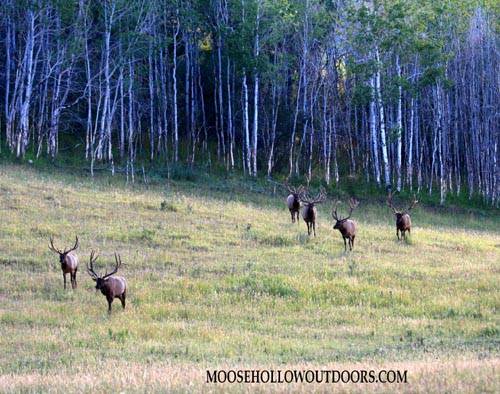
[0,163,498,392]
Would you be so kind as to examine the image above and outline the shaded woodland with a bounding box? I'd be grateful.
[0,0,498,204]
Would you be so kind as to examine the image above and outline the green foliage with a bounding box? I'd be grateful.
[168,163,198,182]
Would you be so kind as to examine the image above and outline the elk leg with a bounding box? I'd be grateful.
[343,237,347,252]
[290,211,294,223]
[71,270,77,289]
[107,296,113,313]
[312,222,316,237]
[296,212,300,224]
[351,236,355,250]
[63,273,67,289]
[396,228,400,240]
[120,292,126,309]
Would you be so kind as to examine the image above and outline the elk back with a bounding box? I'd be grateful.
[102,276,127,296]
[62,253,78,272]
[337,219,356,237]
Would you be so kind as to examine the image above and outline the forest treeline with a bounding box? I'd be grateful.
[0,0,498,204]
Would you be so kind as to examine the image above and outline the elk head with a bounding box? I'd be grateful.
[49,236,79,264]
[48,236,79,289]
[331,198,359,251]
[87,251,127,313]
[387,192,418,218]
[86,250,121,290]
[300,187,327,208]
[285,182,305,200]
[332,198,358,230]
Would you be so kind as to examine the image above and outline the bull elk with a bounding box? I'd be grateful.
[387,192,418,240]
[300,188,327,236]
[286,183,305,223]
[87,251,127,313]
[331,198,359,251]
[48,236,79,289]
[268,179,306,223]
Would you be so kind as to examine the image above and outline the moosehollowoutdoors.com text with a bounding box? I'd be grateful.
[206,369,408,385]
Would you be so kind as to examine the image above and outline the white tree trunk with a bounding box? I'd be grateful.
[251,1,261,176]
[375,48,390,188]
[369,76,381,185]
[242,71,251,174]
[396,55,403,191]
[227,60,234,169]
[172,19,180,162]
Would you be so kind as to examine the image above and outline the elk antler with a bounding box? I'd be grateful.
[103,253,122,279]
[406,194,419,212]
[48,237,63,254]
[299,191,311,203]
[332,198,359,221]
[387,191,398,214]
[332,201,342,221]
[300,187,326,205]
[63,236,79,254]
[49,236,79,255]
[87,250,99,280]
[287,184,305,195]
[344,198,359,220]
[316,187,327,204]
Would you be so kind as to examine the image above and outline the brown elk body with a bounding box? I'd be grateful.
[387,193,418,240]
[48,236,79,289]
[300,189,327,236]
[332,198,359,251]
[87,251,127,313]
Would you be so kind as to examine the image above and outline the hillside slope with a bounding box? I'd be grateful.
[0,164,498,392]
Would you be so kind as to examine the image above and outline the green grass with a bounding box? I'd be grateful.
[0,163,498,392]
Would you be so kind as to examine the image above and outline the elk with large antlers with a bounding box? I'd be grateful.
[48,236,79,289]
[87,251,127,313]
[285,183,305,223]
[387,192,418,240]
[331,198,359,251]
[268,179,306,223]
[300,188,327,236]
